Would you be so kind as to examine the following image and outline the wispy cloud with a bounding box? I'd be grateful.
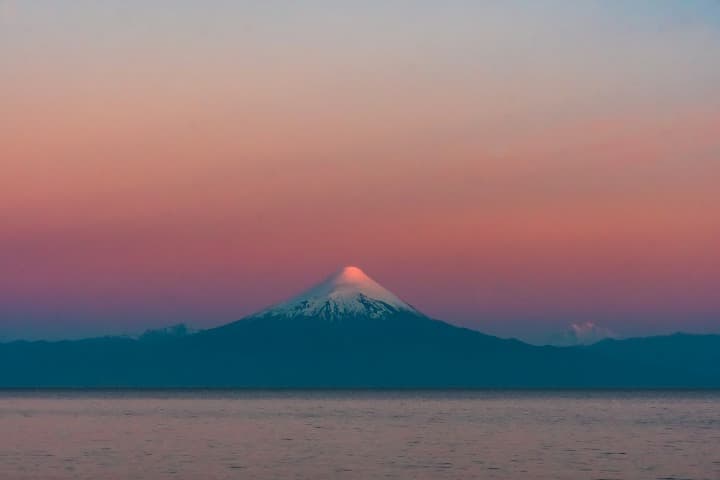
[548,322,618,346]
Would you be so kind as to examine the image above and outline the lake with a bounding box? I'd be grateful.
[0,390,718,479]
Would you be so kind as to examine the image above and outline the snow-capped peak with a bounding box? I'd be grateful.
[252,266,420,320]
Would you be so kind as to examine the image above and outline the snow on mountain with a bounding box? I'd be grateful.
[250,266,421,321]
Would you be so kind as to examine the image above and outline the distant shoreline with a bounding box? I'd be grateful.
[2,387,720,394]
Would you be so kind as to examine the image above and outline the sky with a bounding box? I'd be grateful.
[2,0,720,343]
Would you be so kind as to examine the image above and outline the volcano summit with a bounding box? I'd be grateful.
[249,266,420,321]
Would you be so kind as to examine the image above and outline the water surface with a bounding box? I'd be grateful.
[1,390,719,479]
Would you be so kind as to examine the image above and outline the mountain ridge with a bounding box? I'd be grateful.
[1,266,719,388]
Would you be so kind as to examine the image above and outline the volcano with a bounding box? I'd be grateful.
[188,266,621,387]
[203,265,487,355]
[1,265,719,388]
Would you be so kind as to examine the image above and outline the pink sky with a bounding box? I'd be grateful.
[2,1,719,341]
